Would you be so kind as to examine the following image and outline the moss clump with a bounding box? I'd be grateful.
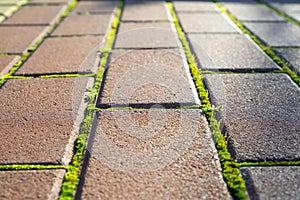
[0,164,65,171]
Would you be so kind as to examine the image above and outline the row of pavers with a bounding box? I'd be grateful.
[175,0,300,199]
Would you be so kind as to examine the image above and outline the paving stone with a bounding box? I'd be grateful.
[0,170,65,199]
[268,2,300,13]
[222,2,285,21]
[244,22,300,46]
[0,26,46,54]
[3,5,64,25]
[288,12,300,21]
[80,109,231,199]
[73,1,118,13]
[98,50,197,107]
[16,36,102,74]
[114,22,178,49]
[29,0,71,4]
[0,56,20,76]
[173,1,218,12]
[275,49,300,76]
[240,166,300,199]
[52,14,111,36]
[188,34,279,71]
[178,13,238,33]
[0,5,18,17]
[204,74,300,162]
[122,1,168,21]
[0,77,91,164]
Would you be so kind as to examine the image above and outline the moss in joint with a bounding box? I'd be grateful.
[0,164,65,171]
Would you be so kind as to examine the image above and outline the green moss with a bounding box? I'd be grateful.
[167,2,247,199]
[234,160,300,168]
[0,164,65,171]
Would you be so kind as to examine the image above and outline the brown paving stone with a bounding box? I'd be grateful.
[0,26,46,54]
[16,36,103,74]
[122,1,168,21]
[29,0,71,4]
[114,22,178,48]
[80,109,231,199]
[52,14,111,36]
[173,1,218,12]
[0,77,91,164]
[73,1,119,13]
[178,12,239,33]
[204,74,300,162]
[3,5,65,25]
[98,50,197,107]
[0,56,20,76]
[0,170,65,199]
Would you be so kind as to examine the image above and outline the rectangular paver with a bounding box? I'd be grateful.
[114,22,178,49]
[178,13,239,33]
[173,1,218,12]
[52,14,112,36]
[0,170,65,199]
[222,2,285,21]
[3,5,65,25]
[0,56,20,77]
[204,74,300,162]
[16,36,102,75]
[29,0,71,4]
[0,78,91,164]
[122,1,168,21]
[73,1,118,13]
[188,34,280,71]
[241,167,300,199]
[79,109,231,199]
[98,50,198,107]
[244,22,300,46]
[275,49,300,76]
[0,26,46,54]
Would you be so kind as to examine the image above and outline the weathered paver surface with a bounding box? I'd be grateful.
[79,110,231,199]
[1,0,300,199]
[240,167,300,199]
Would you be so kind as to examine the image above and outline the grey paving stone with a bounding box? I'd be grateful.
[173,1,218,12]
[204,74,300,162]
[275,49,300,76]
[29,0,71,4]
[222,2,285,21]
[114,22,178,49]
[244,22,300,46]
[73,1,118,13]
[122,1,168,21]
[241,166,300,199]
[52,14,111,36]
[3,5,64,25]
[268,2,300,13]
[178,13,238,33]
[0,56,20,77]
[80,109,231,199]
[0,26,46,54]
[0,170,65,199]
[188,34,279,71]
[98,50,197,107]
[16,36,103,74]
[288,12,300,21]
[0,77,90,164]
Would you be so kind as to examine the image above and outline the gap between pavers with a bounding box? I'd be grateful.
[0,55,21,77]
[78,109,231,199]
[275,48,300,76]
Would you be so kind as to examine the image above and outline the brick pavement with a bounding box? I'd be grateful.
[0,0,299,199]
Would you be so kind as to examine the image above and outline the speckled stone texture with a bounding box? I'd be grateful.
[178,13,238,33]
[16,36,102,75]
[73,1,119,13]
[0,78,90,164]
[3,5,64,25]
[275,49,300,76]
[0,170,65,199]
[122,1,168,21]
[173,1,218,12]
[79,109,231,199]
[0,26,46,54]
[114,22,178,49]
[98,50,197,108]
[204,74,300,162]
[0,56,20,76]
[188,34,279,71]
[222,2,285,21]
[29,0,71,3]
[240,167,300,199]
[244,22,300,46]
[52,14,112,36]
